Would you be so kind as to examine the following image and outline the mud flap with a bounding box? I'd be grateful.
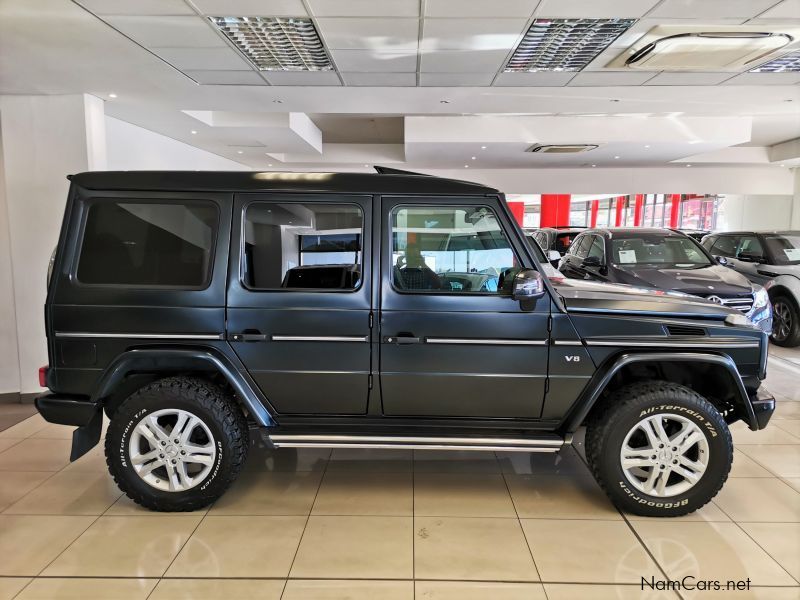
[69,408,102,462]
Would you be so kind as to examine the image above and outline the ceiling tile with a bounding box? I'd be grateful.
[721,72,800,85]
[649,0,779,19]
[425,0,537,18]
[753,0,800,20]
[316,18,420,50]
[263,71,342,85]
[307,0,419,17]
[568,71,657,86]
[421,18,527,51]
[535,0,661,18]
[644,72,735,85]
[184,70,267,85]
[420,49,510,72]
[494,71,575,86]
[153,47,251,70]
[104,16,227,48]
[342,72,417,86]
[191,0,308,16]
[75,0,194,15]
[330,49,417,72]
[419,72,495,86]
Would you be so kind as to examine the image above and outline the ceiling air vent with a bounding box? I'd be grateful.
[609,26,797,71]
[209,16,333,71]
[527,144,598,154]
[750,49,800,72]
[504,18,635,72]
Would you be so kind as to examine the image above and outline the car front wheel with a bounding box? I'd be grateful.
[586,381,732,517]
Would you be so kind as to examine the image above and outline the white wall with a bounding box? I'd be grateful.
[716,195,796,231]
[106,117,249,171]
[793,168,800,230]
[0,122,20,394]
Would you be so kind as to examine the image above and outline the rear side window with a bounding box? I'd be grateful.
[77,201,218,288]
[243,202,363,291]
[710,236,737,258]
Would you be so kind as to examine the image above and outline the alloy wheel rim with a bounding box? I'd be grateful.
[773,301,791,341]
[620,413,709,498]
[129,408,217,492]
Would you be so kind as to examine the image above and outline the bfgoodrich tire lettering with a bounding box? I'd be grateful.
[105,376,248,512]
[586,381,732,517]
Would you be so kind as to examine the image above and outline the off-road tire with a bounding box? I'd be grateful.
[585,381,732,517]
[771,294,800,348]
[105,376,248,512]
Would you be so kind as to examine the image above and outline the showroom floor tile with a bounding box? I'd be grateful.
[0,350,798,598]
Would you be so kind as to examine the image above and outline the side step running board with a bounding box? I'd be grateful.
[268,434,568,453]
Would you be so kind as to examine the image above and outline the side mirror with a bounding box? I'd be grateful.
[582,255,602,268]
[511,269,546,303]
[715,255,729,266]
[547,250,561,266]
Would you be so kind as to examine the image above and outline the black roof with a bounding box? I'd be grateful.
[68,170,499,195]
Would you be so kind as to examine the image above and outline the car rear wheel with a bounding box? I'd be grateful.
[586,381,732,517]
[105,376,248,512]
[771,294,800,347]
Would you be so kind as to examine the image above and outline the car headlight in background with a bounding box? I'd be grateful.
[746,284,773,334]
[752,285,770,311]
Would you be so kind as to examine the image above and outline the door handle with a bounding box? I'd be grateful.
[385,334,421,344]
[229,330,267,342]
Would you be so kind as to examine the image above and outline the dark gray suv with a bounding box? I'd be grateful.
[703,231,800,347]
[35,170,774,517]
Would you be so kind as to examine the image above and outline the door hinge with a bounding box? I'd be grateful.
[368,374,373,389]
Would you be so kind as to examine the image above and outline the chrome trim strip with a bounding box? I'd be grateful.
[273,442,560,453]
[269,434,562,446]
[270,335,368,343]
[54,332,223,340]
[552,340,583,346]
[585,338,759,348]
[426,338,547,346]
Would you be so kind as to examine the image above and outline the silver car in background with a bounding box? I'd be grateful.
[702,231,800,347]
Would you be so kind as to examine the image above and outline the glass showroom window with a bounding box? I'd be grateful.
[595,199,612,227]
[569,201,589,226]
[680,196,718,230]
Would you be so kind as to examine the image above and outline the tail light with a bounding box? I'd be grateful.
[38,365,48,388]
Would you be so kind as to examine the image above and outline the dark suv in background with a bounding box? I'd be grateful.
[558,228,772,333]
[36,170,774,517]
[702,231,800,346]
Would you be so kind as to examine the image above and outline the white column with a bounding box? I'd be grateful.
[0,94,106,394]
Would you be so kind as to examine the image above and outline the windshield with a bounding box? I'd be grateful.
[763,233,800,265]
[610,234,712,269]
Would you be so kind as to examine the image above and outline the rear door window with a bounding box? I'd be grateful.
[710,236,737,258]
[77,201,218,288]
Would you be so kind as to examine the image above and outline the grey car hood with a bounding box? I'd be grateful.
[551,277,735,319]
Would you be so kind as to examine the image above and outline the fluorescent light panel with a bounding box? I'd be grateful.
[505,18,635,72]
[209,16,333,71]
[750,49,800,72]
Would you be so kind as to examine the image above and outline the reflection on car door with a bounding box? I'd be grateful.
[378,197,550,419]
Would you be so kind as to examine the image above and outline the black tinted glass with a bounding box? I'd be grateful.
[77,201,217,287]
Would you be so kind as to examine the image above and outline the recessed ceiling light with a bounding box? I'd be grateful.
[440,99,451,104]
[644,144,650,148]
[688,140,702,144]
[686,164,692,167]
[364,164,369,168]
[209,16,333,71]
[504,18,635,72]
[108,93,117,99]
[268,163,273,167]
[591,164,597,167]
[237,151,243,154]
[481,145,487,149]
[191,130,197,135]
[750,49,800,73]
[471,156,476,160]
[780,164,786,167]
[464,164,469,168]
[614,155,620,159]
